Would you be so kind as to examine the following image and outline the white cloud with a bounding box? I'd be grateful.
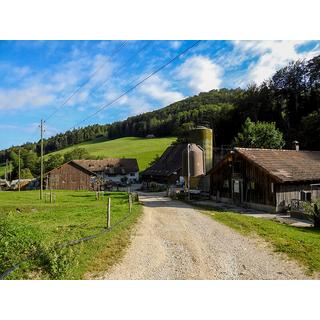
[0,85,55,110]
[175,55,222,93]
[139,75,184,106]
[233,40,320,84]
[170,41,182,49]
[0,51,116,111]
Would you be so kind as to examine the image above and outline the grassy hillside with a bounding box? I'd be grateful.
[46,136,176,171]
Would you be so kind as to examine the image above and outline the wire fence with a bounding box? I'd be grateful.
[0,192,139,280]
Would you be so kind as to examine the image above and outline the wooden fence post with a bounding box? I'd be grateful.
[107,197,111,228]
[129,193,133,213]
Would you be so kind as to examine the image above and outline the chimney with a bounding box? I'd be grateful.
[292,140,299,151]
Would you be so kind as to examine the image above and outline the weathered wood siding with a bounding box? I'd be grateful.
[276,183,320,210]
[211,152,320,212]
[48,162,93,190]
[211,153,276,207]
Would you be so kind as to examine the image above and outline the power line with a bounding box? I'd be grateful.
[73,40,201,128]
[89,40,153,99]
[44,40,129,122]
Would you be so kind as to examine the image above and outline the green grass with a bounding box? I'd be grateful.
[46,136,176,171]
[203,209,320,274]
[0,190,142,279]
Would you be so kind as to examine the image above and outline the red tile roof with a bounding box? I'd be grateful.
[72,158,139,174]
[235,148,320,183]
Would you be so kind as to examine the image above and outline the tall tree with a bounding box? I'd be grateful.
[233,118,285,149]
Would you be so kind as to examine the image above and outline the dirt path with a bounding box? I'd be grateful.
[101,193,309,280]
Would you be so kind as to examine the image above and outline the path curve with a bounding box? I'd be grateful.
[101,193,309,280]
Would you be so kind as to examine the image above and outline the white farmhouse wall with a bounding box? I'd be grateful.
[97,171,139,183]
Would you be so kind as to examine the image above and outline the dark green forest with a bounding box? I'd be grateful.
[1,54,319,178]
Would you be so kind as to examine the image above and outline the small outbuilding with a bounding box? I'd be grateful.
[210,148,320,212]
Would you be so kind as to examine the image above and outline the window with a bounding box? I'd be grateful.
[130,172,135,177]
[301,191,312,202]
[223,180,229,188]
[271,182,274,193]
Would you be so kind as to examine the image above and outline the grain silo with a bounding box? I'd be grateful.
[182,144,204,177]
[188,126,213,174]
[182,144,205,189]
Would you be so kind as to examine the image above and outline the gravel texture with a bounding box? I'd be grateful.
[101,193,309,280]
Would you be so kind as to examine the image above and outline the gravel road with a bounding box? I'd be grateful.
[101,193,309,280]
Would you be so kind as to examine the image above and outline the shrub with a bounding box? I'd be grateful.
[38,245,80,280]
[304,199,320,228]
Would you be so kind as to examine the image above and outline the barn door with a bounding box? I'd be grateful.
[232,179,243,204]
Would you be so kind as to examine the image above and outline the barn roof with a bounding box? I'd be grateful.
[72,158,139,174]
[142,143,187,177]
[235,148,320,183]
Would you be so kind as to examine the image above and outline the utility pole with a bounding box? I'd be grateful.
[4,159,8,181]
[9,161,11,181]
[40,119,44,199]
[18,149,21,191]
[187,143,191,201]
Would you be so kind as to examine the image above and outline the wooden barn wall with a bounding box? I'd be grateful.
[276,183,320,208]
[48,163,92,190]
[211,164,232,198]
[241,157,276,206]
[211,154,276,206]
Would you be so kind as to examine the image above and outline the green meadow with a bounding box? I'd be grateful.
[46,136,176,171]
[0,190,142,279]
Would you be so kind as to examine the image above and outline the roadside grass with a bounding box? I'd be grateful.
[0,190,142,279]
[201,207,320,274]
[45,136,176,171]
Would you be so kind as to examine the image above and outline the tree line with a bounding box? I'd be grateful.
[0,54,319,179]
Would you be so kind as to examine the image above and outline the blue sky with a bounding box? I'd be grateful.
[0,40,319,149]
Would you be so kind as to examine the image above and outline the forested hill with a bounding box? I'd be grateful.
[1,54,319,164]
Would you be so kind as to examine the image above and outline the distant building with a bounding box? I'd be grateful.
[0,179,10,191]
[46,158,139,190]
[210,148,320,212]
[10,179,34,190]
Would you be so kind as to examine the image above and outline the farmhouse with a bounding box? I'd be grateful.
[46,158,139,190]
[210,147,320,212]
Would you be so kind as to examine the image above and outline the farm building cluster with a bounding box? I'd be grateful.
[142,126,320,213]
[1,125,320,214]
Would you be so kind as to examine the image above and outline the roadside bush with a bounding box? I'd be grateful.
[304,199,320,228]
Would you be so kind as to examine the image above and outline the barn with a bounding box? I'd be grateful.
[46,158,139,190]
[141,143,187,185]
[210,148,320,212]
